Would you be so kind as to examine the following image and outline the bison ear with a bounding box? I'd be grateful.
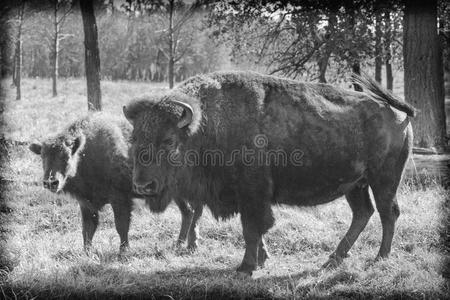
[29,142,42,155]
[172,100,193,129]
[123,105,134,124]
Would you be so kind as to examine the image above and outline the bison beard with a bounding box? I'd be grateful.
[144,187,171,213]
[125,71,415,276]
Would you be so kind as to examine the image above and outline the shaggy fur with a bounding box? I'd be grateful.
[124,71,415,275]
[30,113,202,253]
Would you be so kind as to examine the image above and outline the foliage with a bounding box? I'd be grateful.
[2,0,447,87]
[4,0,234,84]
[2,1,230,84]
[209,0,405,83]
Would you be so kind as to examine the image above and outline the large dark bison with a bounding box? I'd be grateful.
[29,113,202,253]
[123,71,415,275]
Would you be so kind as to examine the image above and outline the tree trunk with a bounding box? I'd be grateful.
[80,0,102,111]
[52,0,59,97]
[11,46,16,86]
[385,12,393,91]
[351,63,363,91]
[168,0,175,89]
[404,0,446,148]
[15,2,24,101]
[349,11,362,92]
[375,12,382,83]
[385,58,393,90]
[317,55,329,83]
[317,12,336,84]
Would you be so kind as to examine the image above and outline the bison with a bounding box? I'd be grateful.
[123,71,416,275]
[29,113,202,253]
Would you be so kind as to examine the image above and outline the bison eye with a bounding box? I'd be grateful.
[163,138,176,147]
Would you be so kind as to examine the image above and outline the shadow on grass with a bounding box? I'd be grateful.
[2,261,446,300]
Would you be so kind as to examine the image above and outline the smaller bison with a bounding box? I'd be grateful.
[29,113,202,253]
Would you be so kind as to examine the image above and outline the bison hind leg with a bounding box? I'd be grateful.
[257,237,270,268]
[369,169,404,259]
[369,134,411,260]
[323,183,374,269]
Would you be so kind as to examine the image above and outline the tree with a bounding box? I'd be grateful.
[439,1,450,72]
[348,10,363,91]
[124,0,203,88]
[317,10,337,83]
[13,0,25,100]
[0,1,15,79]
[80,0,102,111]
[49,0,73,97]
[384,11,393,91]
[167,0,175,88]
[210,1,377,84]
[374,11,382,83]
[404,0,446,149]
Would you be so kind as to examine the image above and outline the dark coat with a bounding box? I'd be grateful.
[124,71,415,274]
[30,113,202,252]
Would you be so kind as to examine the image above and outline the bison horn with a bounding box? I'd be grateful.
[172,100,193,129]
[123,105,133,123]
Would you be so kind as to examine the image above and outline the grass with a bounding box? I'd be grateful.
[1,77,449,299]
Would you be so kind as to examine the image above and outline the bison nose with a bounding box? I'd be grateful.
[133,180,159,196]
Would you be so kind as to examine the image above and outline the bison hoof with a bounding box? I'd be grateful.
[173,240,184,249]
[83,245,93,255]
[257,251,270,269]
[119,246,130,257]
[322,256,343,269]
[236,263,255,277]
[187,243,198,252]
[236,269,253,278]
[118,254,131,263]
[374,254,388,262]
[119,244,130,252]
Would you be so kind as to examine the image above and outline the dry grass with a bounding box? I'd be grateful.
[0,78,449,299]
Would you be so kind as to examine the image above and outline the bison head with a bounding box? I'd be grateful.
[123,93,200,212]
[29,134,85,193]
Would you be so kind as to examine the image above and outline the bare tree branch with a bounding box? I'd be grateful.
[269,39,325,75]
[257,13,287,62]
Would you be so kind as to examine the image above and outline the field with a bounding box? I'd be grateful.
[0,78,449,299]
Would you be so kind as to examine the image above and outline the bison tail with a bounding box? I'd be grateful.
[351,72,418,118]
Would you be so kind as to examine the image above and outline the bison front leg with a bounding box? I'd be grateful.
[237,196,274,275]
[187,202,203,250]
[80,203,99,252]
[236,168,275,276]
[257,237,270,268]
[111,200,131,254]
[237,216,261,276]
[174,198,194,246]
